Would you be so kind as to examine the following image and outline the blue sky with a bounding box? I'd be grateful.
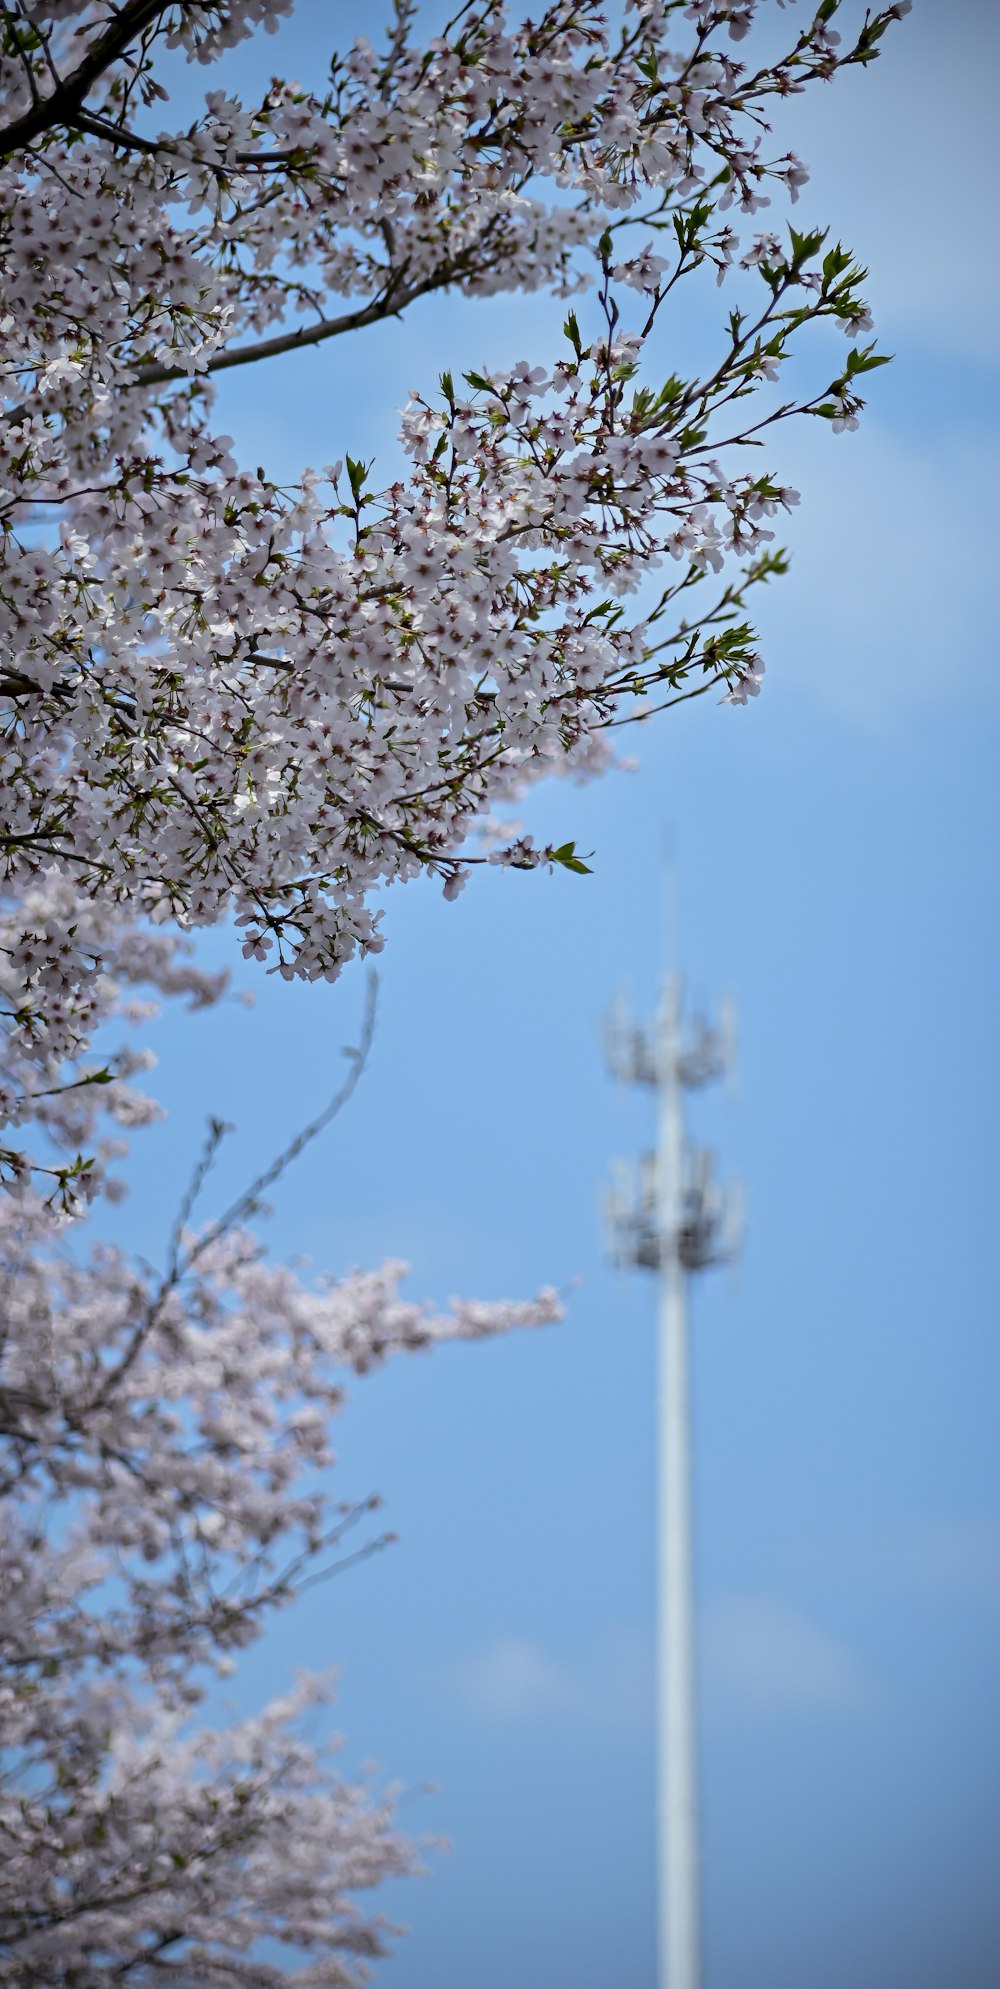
[110,4,999,1984]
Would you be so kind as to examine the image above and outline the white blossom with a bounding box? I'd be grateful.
[1,3,903,1195]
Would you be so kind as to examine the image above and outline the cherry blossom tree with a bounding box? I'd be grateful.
[0,0,909,1199]
[0,0,908,1978]
[0,961,563,1983]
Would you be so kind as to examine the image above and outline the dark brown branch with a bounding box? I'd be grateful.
[130,270,449,389]
[0,0,170,159]
[0,668,73,701]
[73,106,309,169]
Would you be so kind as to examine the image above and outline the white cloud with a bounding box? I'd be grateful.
[764,418,995,727]
[454,1636,586,1721]
[452,1603,872,1727]
[702,1595,870,1714]
[773,0,1000,367]
[451,1628,653,1726]
[890,1518,1000,1609]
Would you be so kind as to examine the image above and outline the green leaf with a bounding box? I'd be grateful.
[345,454,368,499]
[788,225,827,272]
[550,841,593,875]
[845,342,892,376]
[563,311,583,359]
[821,242,853,284]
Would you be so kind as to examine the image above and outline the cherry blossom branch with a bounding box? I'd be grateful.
[0,0,170,157]
[182,966,378,1263]
[90,970,378,1409]
[131,271,442,389]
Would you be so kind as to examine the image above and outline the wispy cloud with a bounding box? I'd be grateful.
[451,1600,872,1727]
[767,420,996,728]
[888,1518,1000,1609]
[777,0,999,367]
[702,1595,870,1715]
[453,1637,585,1721]
[450,1629,652,1727]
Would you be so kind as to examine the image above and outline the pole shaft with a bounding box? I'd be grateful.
[657,980,700,1989]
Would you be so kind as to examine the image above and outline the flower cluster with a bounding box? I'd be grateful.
[0,867,229,1206]
[0,1149,560,1981]
[1,0,908,1187]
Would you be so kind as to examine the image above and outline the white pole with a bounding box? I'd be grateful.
[657,975,700,1989]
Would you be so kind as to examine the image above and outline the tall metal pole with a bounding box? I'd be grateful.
[657,981,699,1989]
[603,974,739,1989]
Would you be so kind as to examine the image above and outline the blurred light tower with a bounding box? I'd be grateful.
[603,975,740,1989]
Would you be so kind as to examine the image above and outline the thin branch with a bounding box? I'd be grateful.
[88,971,378,1410]
[190,967,378,1259]
[163,1115,231,1284]
[601,670,730,726]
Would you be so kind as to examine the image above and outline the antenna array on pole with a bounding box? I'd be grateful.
[603,973,740,1989]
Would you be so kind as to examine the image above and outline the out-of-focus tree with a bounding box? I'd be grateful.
[0,967,561,1983]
